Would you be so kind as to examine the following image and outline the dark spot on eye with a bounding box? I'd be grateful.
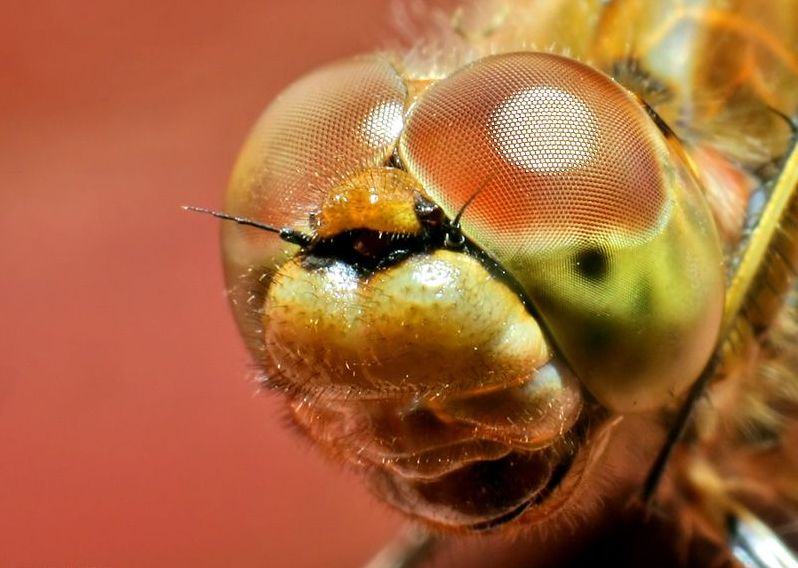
[575,247,608,281]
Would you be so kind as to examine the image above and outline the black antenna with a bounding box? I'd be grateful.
[444,174,495,249]
[182,206,313,247]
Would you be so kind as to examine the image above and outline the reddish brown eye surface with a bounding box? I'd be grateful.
[223,56,406,275]
[399,52,669,255]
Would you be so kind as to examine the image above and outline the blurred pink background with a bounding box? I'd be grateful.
[0,1,409,566]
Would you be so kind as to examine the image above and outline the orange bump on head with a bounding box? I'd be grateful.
[314,168,425,238]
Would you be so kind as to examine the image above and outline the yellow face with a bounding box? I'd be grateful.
[220,52,725,529]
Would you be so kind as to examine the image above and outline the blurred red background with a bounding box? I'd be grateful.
[0,1,409,566]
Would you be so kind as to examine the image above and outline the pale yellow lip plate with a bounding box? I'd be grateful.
[262,249,553,399]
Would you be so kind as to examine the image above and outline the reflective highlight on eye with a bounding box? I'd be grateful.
[492,86,598,173]
[360,100,406,147]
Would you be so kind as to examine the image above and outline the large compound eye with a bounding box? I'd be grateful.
[223,56,407,277]
[222,56,407,339]
[400,53,725,412]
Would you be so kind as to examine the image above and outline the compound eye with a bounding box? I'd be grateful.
[400,53,724,412]
[221,56,407,348]
[223,56,407,274]
[401,52,668,254]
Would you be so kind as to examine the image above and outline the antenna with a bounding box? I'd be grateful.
[182,206,313,247]
[444,174,495,249]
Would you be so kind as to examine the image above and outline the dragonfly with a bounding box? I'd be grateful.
[188,0,798,565]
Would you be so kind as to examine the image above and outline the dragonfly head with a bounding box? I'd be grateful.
[218,52,725,530]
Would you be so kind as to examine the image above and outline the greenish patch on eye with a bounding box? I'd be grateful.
[632,278,654,315]
[574,247,608,281]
